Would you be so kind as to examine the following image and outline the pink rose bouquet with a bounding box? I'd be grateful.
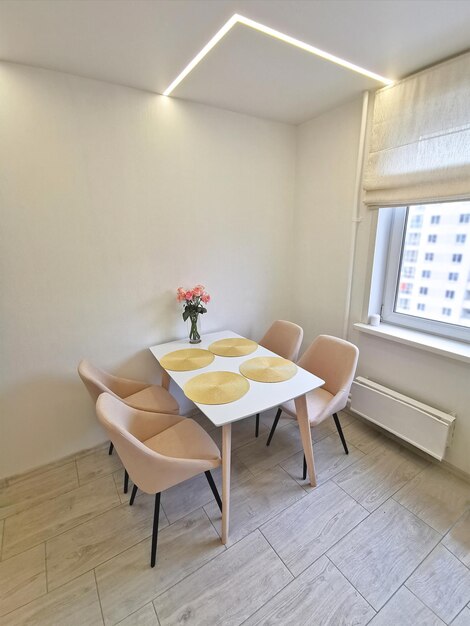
[176,284,211,343]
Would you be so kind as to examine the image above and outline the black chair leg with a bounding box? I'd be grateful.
[205,471,222,512]
[123,470,129,494]
[129,484,138,505]
[150,492,161,567]
[255,414,260,437]
[108,442,114,455]
[302,455,307,480]
[333,412,349,454]
[266,408,282,446]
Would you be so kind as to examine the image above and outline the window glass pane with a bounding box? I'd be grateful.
[394,202,470,328]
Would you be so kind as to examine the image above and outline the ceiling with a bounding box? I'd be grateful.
[0,0,470,124]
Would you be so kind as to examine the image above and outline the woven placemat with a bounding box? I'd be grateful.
[208,337,258,357]
[160,348,214,371]
[184,371,250,404]
[239,356,297,383]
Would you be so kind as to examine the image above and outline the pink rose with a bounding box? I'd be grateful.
[193,286,202,297]
[201,293,210,304]
[176,287,186,302]
[185,290,194,300]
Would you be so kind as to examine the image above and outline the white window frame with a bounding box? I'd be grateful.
[379,205,470,343]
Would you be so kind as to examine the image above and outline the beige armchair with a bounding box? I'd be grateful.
[266,335,359,479]
[255,320,303,436]
[78,359,179,492]
[96,393,221,567]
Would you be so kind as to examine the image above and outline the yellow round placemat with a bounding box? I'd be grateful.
[184,371,250,405]
[239,357,297,383]
[160,348,215,371]
[208,338,258,357]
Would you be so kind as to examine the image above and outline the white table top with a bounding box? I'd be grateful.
[150,330,324,427]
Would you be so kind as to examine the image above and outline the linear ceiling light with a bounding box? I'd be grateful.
[163,13,394,96]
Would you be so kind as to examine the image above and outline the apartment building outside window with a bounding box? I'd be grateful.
[377,201,470,342]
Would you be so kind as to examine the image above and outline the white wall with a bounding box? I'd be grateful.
[2,62,468,480]
[0,63,296,479]
[293,96,470,477]
[292,98,364,344]
[350,210,470,477]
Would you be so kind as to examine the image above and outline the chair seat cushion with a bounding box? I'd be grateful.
[281,387,335,425]
[143,419,221,462]
[124,385,179,414]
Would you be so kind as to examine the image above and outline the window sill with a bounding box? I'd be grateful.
[353,322,470,364]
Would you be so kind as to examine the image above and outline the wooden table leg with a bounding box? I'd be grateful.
[294,395,316,487]
[221,423,232,545]
[161,370,170,391]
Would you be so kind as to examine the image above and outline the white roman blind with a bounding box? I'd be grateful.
[363,51,470,207]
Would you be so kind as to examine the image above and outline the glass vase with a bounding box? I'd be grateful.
[188,313,201,344]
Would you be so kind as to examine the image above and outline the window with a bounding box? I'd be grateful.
[460,214,470,223]
[376,201,470,342]
[410,215,423,227]
[456,234,466,243]
[465,290,470,300]
[407,233,421,245]
[404,250,418,262]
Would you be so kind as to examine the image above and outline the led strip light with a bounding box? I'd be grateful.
[163,13,394,96]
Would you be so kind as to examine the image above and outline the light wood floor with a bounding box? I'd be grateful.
[1,410,469,625]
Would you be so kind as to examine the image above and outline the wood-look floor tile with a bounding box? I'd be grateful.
[0,462,78,521]
[260,480,368,576]
[368,586,445,625]
[0,544,46,617]
[76,447,123,485]
[0,520,4,556]
[234,423,304,476]
[452,607,470,625]
[443,510,470,567]
[46,495,168,590]
[394,465,470,534]
[328,498,440,611]
[1,571,103,626]
[161,457,252,524]
[2,475,120,559]
[333,439,428,512]
[406,544,470,623]
[244,554,374,625]
[280,433,364,488]
[95,508,224,625]
[342,419,385,454]
[210,417,269,451]
[113,469,133,504]
[204,466,305,546]
[259,406,292,430]
[117,603,159,626]
[154,530,292,626]
[310,411,356,443]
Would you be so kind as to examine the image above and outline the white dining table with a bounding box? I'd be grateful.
[149,330,324,544]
